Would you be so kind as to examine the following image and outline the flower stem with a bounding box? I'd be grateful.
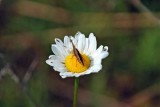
[73,77,79,107]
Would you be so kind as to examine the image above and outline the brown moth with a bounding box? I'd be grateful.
[70,38,84,66]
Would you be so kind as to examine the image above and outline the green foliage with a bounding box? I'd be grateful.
[131,28,160,90]
[133,28,160,71]
[30,0,53,5]
[62,0,100,12]
[142,0,160,12]
[113,0,128,12]
[0,69,47,107]
[0,76,20,107]
[28,70,48,107]
[4,16,56,35]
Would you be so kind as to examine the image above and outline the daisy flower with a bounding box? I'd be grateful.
[46,32,109,78]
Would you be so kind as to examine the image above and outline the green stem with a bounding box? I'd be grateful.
[73,77,79,107]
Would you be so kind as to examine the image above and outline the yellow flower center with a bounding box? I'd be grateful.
[65,53,90,73]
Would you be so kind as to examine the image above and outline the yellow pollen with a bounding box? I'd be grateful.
[65,54,90,73]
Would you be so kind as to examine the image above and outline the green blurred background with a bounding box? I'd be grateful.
[0,0,160,107]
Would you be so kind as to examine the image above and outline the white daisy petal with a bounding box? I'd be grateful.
[91,64,102,73]
[49,55,54,59]
[54,67,67,72]
[60,72,74,78]
[91,45,103,58]
[46,58,63,66]
[75,31,82,38]
[82,67,94,75]
[92,57,102,65]
[64,36,68,45]
[55,38,69,56]
[61,72,73,76]
[75,32,80,40]
[74,72,85,77]
[64,36,70,47]
[64,36,72,52]
[70,36,77,47]
[83,38,89,54]
[73,65,101,77]
[81,69,93,75]
[61,75,67,78]
[88,33,97,53]
[100,51,109,59]
[48,55,63,62]
[46,59,54,66]
[74,73,82,77]
[55,38,64,46]
[100,46,109,59]
[46,59,63,67]
[104,46,108,51]
[80,65,101,75]
[70,36,75,50]
[77,33,85,52]
[51,45,65,59]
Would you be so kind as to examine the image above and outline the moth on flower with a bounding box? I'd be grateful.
[46,32,109,78]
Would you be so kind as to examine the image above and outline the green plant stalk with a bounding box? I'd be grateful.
[73,77,79,107]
